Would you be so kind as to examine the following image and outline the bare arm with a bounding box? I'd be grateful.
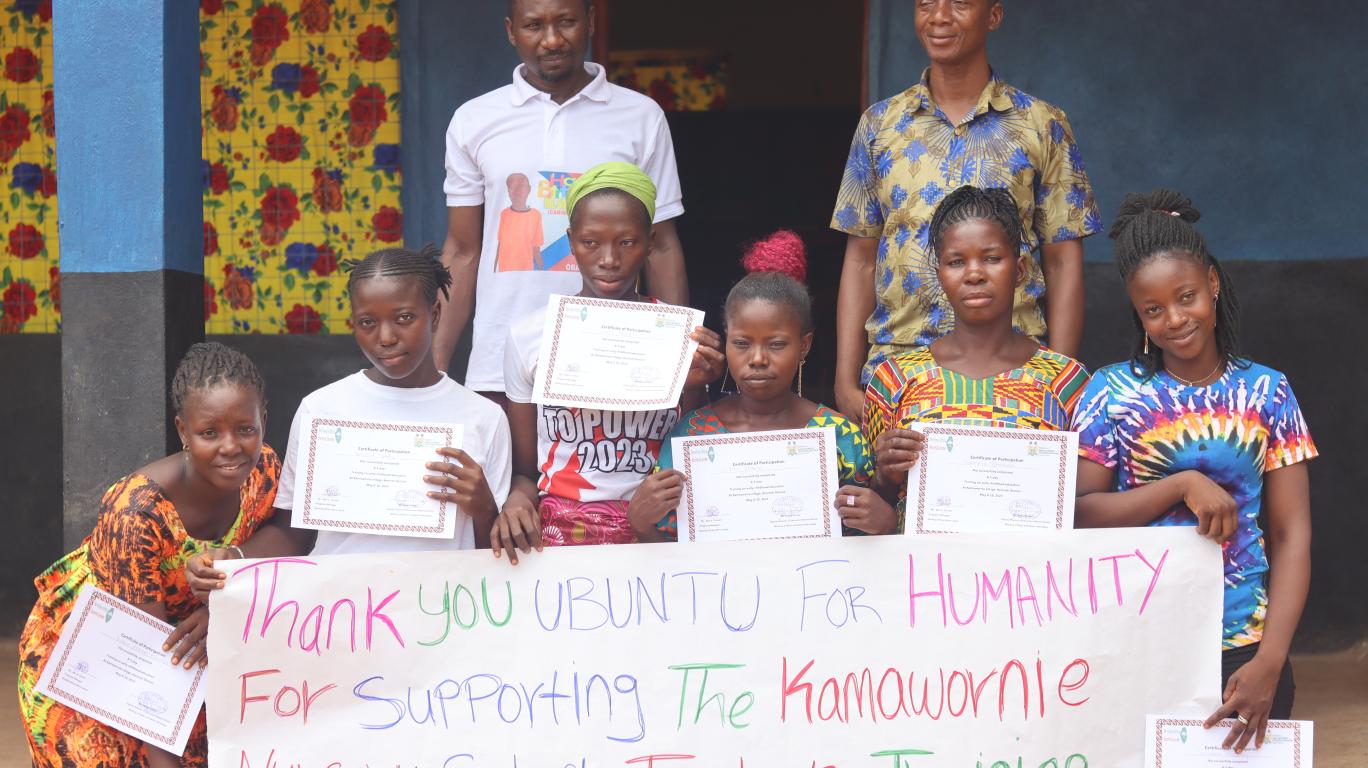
[1040,239,1084,358]
[490,400,544,563]
[240,509,316,557]
[1250,464,1312,666]
[1076,459,1238,542]
[835,235,878,421]
[1205,463,1311,750]
[643,219,688,306]
[433,205,485,374]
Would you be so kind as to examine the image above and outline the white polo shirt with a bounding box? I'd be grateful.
[445,62,685,392]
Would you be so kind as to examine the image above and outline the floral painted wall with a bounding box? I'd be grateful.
[200,0,401,334]
[0,0,58,333]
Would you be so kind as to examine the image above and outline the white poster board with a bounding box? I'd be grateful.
[208,529,1222,767]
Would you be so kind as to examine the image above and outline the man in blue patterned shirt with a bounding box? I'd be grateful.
[830,0,1101,420]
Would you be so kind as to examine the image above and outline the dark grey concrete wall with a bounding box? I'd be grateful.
[868,0,1368,265]
[0,335,62,633]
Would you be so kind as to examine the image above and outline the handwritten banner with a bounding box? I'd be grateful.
[207,529,1221,768]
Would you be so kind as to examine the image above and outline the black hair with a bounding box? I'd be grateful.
[928,185,1024,264]
[568,188,653,231]
[1109,188,1243,378]
[726,273,813,334]
[508,0,590,17]
[171,341,266,415]
[345,243,453,305]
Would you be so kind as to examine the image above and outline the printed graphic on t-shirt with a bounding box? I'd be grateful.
[494,170,580,273]
[538,405,680,500]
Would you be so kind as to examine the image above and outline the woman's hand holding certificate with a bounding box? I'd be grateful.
[532,295,705,410]
[910,424,1078,534]
[674,427,840,542]
[292,417,465,538]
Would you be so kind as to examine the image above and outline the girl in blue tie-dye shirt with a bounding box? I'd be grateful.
[1072,190,1315,755]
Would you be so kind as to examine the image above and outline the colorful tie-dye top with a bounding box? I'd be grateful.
[653,404,873,540]
[1071,361,1317,648]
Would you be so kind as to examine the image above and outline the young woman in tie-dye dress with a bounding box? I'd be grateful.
[1073,190,1315,755]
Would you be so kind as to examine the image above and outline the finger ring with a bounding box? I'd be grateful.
[846,494,856,507]
[1236,714,1249,725]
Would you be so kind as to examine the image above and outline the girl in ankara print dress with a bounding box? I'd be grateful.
[18,343,280,768]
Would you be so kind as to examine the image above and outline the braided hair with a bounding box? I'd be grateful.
[1109,189,1243,378]
[171,341,266,415]
[725,230,813,334]
[345,244,453,305]
[928,185,1024,265]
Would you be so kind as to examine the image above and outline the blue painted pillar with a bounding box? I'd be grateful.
[54,0,203,548]
[398,0,517,380]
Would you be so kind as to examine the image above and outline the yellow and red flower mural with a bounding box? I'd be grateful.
[201,0,402,334]
[0,0,58,333]
[0,0,402,335]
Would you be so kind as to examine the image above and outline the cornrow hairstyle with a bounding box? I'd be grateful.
[725,230,813,334]
[928,185,1025,263]
[345,243,453,305]
[1108,188,1244,378]
[171,341,267,415]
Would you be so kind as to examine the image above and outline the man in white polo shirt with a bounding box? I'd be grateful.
[434,0,688,400]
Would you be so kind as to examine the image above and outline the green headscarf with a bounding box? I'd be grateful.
[565,161,656,222]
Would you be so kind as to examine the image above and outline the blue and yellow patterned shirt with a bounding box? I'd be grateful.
[832,70,1102,381]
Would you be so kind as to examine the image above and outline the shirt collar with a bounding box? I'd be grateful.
[910,68,1015,121]
[510,61,612,106]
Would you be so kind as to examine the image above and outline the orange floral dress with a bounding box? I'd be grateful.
[17,446,280,767]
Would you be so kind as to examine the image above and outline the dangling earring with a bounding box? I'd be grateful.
[797,359,806,398]
[1143,335,1150,355]
[720,368,733,395]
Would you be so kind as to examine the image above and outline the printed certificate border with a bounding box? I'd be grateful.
[39,586,204,754]
[1149,717,1306,767]
[913,424,1072,534]
[678,427,836,543]
[539,295,700,409]
[300,417,453,535]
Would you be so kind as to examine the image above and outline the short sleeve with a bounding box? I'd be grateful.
[1263,374,1318,471]
[830,108,885,238]
[640,109,684,222]
[1053,357,1091,421]
[863,358,906,447]
[444,109,485,208]
[1070,372,1119,469]
[831,414,874,487]
[275,399,310,510]
[1032,111,1102,245]
[503,321,536,404]
[483,409,514,508]
[87,479,170,605]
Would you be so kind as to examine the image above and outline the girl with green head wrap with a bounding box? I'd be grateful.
[489,160,726,559]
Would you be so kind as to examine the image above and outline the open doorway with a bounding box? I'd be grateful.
[600,0,868,406]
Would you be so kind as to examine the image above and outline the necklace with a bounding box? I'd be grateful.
[1167,359,1226,387]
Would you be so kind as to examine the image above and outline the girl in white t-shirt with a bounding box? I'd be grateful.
[182,246,512,594]
[492,162,723,562]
